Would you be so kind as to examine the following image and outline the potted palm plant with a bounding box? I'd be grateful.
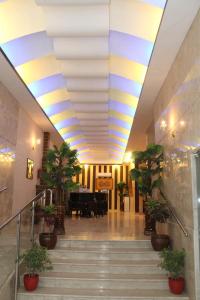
[21,243,52,291]
[39,204,57,249]
[146,199,170,251]
[159,248,185,294]
[130,144,164,235]
[42,142,81,234]
[117,181,128,211]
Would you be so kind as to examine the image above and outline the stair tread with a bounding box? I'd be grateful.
[51,258,160,266]
[18,287,189,299]
[58,239,150,242]
[40,272,167,280]
[53,247,155,253]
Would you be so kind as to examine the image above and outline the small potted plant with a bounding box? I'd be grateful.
[146,199,170,251]
[43,204,56,226]
[39,204,57,249]
[21,243,52,291]
[159,248,185,294]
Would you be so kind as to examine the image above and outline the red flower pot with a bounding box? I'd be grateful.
[23,274,39,291]
[168,277,185,294]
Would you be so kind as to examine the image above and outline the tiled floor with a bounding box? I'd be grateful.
[63,212,148,241]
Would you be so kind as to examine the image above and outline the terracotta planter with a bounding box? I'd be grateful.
[24,274,39,291]
[168,277,185,294]
[151,233,170,251]
[39,232,57,249]
[53,205,65,235]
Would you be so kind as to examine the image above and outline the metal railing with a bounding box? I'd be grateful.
[0,186,7,193]
[0,190,46,300]
[168,205,189,237]
[160,191,189,237]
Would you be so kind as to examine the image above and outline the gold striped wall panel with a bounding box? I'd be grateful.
[75,164,135,212]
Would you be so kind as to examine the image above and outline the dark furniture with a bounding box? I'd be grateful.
[69,192,108,217]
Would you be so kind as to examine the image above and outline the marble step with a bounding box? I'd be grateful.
[51,258,164,274]
[18,287,189,300]
[22,272,168,289]
[57,239,152,249]
[49,248,159,261]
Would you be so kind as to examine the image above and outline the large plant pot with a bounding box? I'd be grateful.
[168,277,185,294]
[144,213,156,235]
[53,205,65,235]
[24,274,39,291]
[151,233,170,251]
[39,232,57,249]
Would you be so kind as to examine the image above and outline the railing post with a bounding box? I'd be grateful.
[14,213,21,300]
[43,189,46,206]
[31,201,35,245]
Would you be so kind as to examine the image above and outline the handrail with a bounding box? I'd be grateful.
[0,190,46,231]
[161,191,189,237]
[168,205,189,237]
[0,189,46,300]
[0,186,7,193]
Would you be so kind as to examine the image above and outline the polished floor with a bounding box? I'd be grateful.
[64,212,149,241]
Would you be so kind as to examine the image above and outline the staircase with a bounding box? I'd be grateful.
[18,240,189,300]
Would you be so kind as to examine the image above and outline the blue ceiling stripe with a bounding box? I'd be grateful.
[108,145,124,152]
[55,118,79,130]
[110,74,142,98]
[62,130,82,140]
[109,138,126,147]
[109,129,128,140]
[1,31,53,67]
[28,74,66,98]
[110,30,153,66]
[141,0,166,9]
[44,100,72,117]
[109,117,131,130]
[109,100,136,117]
[70,138,86,147]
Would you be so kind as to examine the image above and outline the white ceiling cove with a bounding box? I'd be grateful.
[0,0,198,163]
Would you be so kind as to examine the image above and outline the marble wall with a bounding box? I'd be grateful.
[153,9,200,300]
[12,107,43,214]
[0,82,18,223]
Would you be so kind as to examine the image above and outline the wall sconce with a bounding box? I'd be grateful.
[31,138,41,150]
[180,120,186,127]
[160,120,167,129]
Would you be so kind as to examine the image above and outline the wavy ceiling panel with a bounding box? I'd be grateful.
[0,0,166,163]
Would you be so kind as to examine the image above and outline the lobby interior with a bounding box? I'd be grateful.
[0,0,200,299]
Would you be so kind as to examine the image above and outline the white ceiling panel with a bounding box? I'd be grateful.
[53,37,109,59]
[76,112,108,119]
[60,60,109,77]
[36,0,110,6]
[43,5,109,36]
[67,77,109,91]
[82,126,108,131]
[70,92,108,102]
[80,120,108,126]
[73,103,108,112]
